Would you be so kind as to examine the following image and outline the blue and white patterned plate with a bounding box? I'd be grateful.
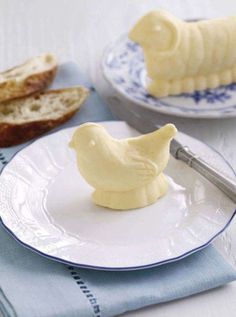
[102,35,236,118]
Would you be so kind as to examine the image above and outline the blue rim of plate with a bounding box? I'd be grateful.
[0,122,236,271]
[102,34,236,119]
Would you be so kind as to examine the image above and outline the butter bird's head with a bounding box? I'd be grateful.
[129,10,181,55]
[69,123,109,155]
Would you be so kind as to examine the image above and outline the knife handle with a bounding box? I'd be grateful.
[176,147,236,203]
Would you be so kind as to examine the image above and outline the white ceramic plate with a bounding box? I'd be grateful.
[0,121,235,270]
[102,35,236,118]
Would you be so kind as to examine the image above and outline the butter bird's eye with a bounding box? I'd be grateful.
[154,25,162,32]
[89,140,96,147]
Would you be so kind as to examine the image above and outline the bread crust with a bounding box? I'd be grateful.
[0,86,89,147]
[0,55,57,102]
[0,109,76,147]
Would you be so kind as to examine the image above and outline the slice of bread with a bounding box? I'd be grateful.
[0,53,57,102]
[0,86,89,147]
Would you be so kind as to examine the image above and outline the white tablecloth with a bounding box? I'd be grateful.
[1,0,236,316]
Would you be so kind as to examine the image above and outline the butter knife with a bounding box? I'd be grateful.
[108,97,236,203]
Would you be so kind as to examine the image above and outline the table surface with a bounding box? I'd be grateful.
[1,0,236,316]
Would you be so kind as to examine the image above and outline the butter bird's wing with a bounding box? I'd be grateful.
[121,154,158,190]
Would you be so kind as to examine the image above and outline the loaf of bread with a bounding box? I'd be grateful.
[0,86,89,147]
[0,53,57,102]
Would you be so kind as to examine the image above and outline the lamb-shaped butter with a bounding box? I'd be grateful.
[129,10,236,97]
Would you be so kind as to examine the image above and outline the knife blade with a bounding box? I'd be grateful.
[108,96,236,203]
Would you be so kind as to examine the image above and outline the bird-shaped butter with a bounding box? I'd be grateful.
[129,10,236,97]
[69,122,177,210]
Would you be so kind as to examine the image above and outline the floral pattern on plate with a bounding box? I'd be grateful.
[102,35,236,118]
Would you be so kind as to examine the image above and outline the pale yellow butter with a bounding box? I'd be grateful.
[69,123,177,210]
[129,10,236,97]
